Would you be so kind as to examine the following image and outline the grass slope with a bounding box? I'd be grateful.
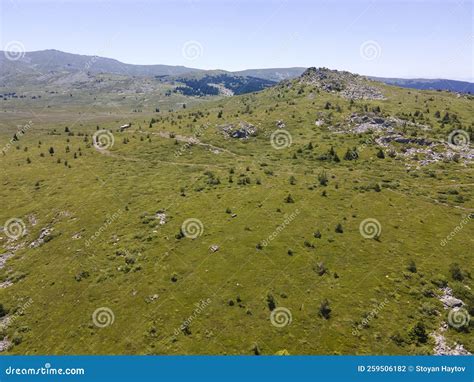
[0,75,473,355]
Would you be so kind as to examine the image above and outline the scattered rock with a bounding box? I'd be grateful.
[119,123,131,131]
[155,212,167,225]
[29,227,53,248]
[218,121,257,139]
[72,231,83,240]
[0,252,14,270]
[210,245,220,253]
[27,214,37,226]
[431,287,472,355]
[432,323,471,355]
[0,337,11,352]
[145,294,159,303]
[276,120,286,129]
[439,287,464,309]
[0,280,13,288]
[441,296,464,309]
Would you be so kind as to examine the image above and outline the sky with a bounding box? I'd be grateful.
[1,0,473,80]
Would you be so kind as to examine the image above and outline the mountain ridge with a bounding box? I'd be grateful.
[1,49,473,94]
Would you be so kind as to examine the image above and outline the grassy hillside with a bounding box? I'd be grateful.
[0,69,473,355]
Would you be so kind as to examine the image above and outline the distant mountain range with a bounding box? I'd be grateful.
[0,49,472,94]
[369,76,474,94]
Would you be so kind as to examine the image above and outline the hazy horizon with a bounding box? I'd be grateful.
[3,47,473,83]
[1,0,472,82]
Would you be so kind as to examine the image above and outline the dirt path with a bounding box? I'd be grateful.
[133,129,238,157]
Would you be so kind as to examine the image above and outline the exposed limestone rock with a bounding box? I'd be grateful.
[0,338,11,352]
[299,67,385,100]
[218,121,257,139]
[0,252,14,270]
[155,212,167,225]
[432,323,471,355]
[431,287,472,356]
[276,120,286,129]
[29,227,53,248]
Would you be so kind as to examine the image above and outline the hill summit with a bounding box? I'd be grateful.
[298,67,385,100]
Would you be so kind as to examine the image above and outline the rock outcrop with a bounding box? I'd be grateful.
[299,67,385,100]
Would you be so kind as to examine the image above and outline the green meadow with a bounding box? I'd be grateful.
[0,75,473,355]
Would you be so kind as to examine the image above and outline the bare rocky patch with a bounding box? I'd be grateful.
[299,67,385,100]
[218,121,257,139]
[431,287,472,356]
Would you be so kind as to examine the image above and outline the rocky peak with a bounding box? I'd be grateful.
[298,67,385,100]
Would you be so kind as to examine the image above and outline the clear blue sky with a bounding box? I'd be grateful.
[1,0,473,80]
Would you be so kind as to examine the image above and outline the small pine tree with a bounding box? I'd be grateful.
[344,148,358,160]
[319,299,331,319]
[285,194,295,203]
[48,147,55,155]
[407,260,417,273]
[0,303,8,317]
[376,149,385,159]
[266,293,276,311]
[318,171,328,186]
[410,321,428,344]
[449,263,464,281]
